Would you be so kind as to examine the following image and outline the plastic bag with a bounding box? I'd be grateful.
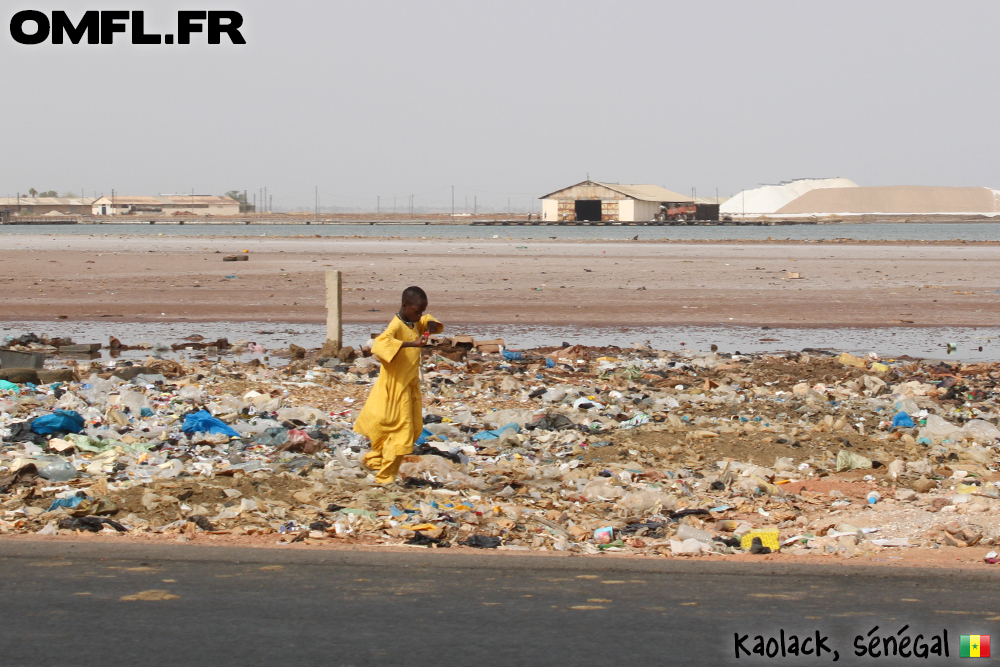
[892,412,915,429]
[119,390,152,416]
[178,385,204,401]
[961,419,1000,442]
[181,410,239,437]
[670,538,711,556]
[618,412,650,430]
[254,427,289,447]
[836,450,872,472]
[30,410,85,435]
[399,456,485,490]
[277,406,326,424]
[472,422,519,441]
[918,414,963,442]
[580,479,624,501]
[616,491,671,513]
[487,409,538,429]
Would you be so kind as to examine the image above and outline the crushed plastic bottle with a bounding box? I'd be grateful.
[35,456,77,482]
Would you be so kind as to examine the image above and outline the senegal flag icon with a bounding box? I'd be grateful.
[961,635,990,658]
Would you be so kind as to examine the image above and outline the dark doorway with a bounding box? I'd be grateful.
[574,200,601,221]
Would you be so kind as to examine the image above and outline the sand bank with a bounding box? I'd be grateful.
[1,235,998,327]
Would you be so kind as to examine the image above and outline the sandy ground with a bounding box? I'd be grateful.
[4,533,997,571]
[1,234,999,327]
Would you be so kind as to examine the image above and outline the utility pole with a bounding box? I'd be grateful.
[269,195,272,213]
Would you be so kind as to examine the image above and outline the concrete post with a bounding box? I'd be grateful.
[326,270,342,349]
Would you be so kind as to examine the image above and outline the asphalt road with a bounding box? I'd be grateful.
[1,541,998,666]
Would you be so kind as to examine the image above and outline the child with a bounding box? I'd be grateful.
[353,286,443,484]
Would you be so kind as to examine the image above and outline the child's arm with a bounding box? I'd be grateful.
[371,323,405,361]
[418,315,443,336]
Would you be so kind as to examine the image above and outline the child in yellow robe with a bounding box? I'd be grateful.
[353,286,442,484]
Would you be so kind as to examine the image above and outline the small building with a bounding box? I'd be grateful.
[0,197,95,215]
[91,195,240,216]
[539,181,697,222]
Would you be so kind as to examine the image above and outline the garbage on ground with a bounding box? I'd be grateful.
[0,331,999,559]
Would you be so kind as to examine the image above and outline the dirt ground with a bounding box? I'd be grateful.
[1,235,999,326]
[4,532,996,572]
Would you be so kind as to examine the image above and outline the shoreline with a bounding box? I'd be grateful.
[3,317,1000,329]
[4,229,1000,246]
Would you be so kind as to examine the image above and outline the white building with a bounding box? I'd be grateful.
[92,195,240,216]
[540,181,695,222]
[0,197,95,215]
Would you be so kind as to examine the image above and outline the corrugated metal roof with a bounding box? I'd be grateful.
[92,196,168,205]
[0,197,95,206]
[540,180,694,202]
[92,195,239,206]
[595,183,694,202]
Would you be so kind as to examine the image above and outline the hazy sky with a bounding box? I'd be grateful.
[3,1,998,211]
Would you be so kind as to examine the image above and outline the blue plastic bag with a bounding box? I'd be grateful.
[181,410,240,437]
[0,379,19,393]
[31,410,85,435]
[47,495,86,512]
[472,422,520,441]
[545,357,555,368]
[892,412,915,429]
[502,350,524,361]
[415,428,433,445]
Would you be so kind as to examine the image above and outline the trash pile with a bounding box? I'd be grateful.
[1,333,1000,559]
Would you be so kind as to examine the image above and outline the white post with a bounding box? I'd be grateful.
[326,270,342,349]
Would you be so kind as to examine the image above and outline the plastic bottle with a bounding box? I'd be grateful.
[866,491,881,505]
[35,456,77,482]
[677,524,714,543]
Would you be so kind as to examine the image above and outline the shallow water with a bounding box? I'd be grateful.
[3,321,998,363]
[3,222,1000,242]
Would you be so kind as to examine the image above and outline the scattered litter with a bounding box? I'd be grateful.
[0,332,999,559]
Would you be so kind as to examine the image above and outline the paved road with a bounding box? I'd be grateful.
[1,541,998,666]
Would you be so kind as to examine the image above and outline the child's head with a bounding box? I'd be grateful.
[400,286,428,322]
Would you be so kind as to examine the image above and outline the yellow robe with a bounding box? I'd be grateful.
[353,314,442,484]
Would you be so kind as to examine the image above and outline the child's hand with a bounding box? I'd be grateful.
[426,322,441,334]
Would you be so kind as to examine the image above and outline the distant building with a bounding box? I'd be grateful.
[540,181,697,222]
[91,195,240,216]
[0,197,95,215]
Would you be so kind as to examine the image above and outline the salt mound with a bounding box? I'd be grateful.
[777,185,1000,215]
[721,178,857,216]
